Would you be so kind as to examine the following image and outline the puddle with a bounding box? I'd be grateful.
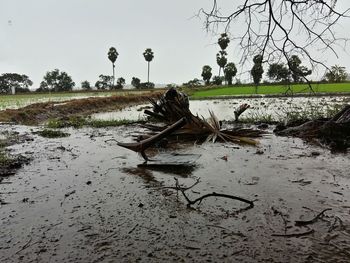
[0,124,349,262]
[91,96,350,121]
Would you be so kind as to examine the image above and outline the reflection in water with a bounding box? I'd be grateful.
[121,167,156,183]
[137,164,196,177]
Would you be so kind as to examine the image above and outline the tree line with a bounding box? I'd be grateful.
[191,33,349,90]
[0,45,349,94]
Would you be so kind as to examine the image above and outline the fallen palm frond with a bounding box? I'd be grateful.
[117,88,265,161]
[144,89,264,146]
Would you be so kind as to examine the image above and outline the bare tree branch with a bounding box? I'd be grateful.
[201,0,350,71]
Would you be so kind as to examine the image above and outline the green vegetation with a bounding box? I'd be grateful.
[37,69,75,92]
[36,129,70,138]
[324,65,348,82]
[235,101,344,125]
[0,150,11,166]
[46,116,141,129]
[191,83,350,98]
[0,73,33,94]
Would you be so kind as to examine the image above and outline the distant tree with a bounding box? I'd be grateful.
[212,76,224,85]
[108,47,119,86]
[166,83,179,89]
[38,69,75,92]
[183,78,202,88]
[251,55,264,92]
[216,50,227,77]
[267,63,290,83]
[95,74,113,90]
[218,33,230,50]
[139,82,155,89]
[224,62,237,85]
[288,55,312,83]
[81,80,91,91]
[324,65,347,83]
[143,48,154,83]
[131,77,141,89]
[201,65,213,85]
[113,77,125,90]
[0,73,33,93]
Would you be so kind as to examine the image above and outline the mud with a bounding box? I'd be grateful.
[0,123,349,262]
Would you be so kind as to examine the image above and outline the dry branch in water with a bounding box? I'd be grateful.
[173,178,254,210]
[200,0,349,70]
[295,208,332,226]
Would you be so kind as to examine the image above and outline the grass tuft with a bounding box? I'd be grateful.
[35,129,70,138]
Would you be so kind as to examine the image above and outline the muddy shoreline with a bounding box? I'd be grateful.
[0,123,349,262]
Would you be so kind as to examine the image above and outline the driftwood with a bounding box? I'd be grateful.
[117,117,187,161]
[275,105,350,151]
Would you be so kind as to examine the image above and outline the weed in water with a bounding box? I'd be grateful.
[0,150,11,166]
[88,119,140,128]
[35,129,70,138]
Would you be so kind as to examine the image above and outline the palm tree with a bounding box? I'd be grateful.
[216,50,227,77]
[143,48,154,83]
[108,47,119,86]
[218,33,230,50]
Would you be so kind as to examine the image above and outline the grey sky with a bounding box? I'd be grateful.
[1,0,350,89]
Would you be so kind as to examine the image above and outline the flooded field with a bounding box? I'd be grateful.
[0,91,148,111]
[1,123,349,262]
[92,95,350,122]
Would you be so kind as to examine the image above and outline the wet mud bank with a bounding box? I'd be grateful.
[0,91,163,125]
[0,124,349,262]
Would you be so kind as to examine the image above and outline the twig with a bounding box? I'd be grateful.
[272,229,315,237]
[14,237,39,255]
[173,178,254,210]
[271,206,288,234]
[60,190,76,206]
[128,224,139,234]
[295,208,332,226]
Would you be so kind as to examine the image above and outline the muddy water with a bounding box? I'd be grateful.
[0,124,349,262]
[91,96,350,122]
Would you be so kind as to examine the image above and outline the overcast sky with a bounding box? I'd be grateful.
[1,0,350,89]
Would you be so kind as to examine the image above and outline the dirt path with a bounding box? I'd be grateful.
[0,124,349,262]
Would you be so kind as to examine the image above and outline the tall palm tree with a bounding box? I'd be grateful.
[108,47,119,86]
[143,48,154,83]
[216,50,227,77]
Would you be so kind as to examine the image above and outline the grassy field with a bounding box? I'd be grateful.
[191,82,350,98]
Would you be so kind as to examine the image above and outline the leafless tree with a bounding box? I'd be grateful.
[200,0,349,71]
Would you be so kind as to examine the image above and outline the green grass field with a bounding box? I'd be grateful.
[191,83,350,98]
